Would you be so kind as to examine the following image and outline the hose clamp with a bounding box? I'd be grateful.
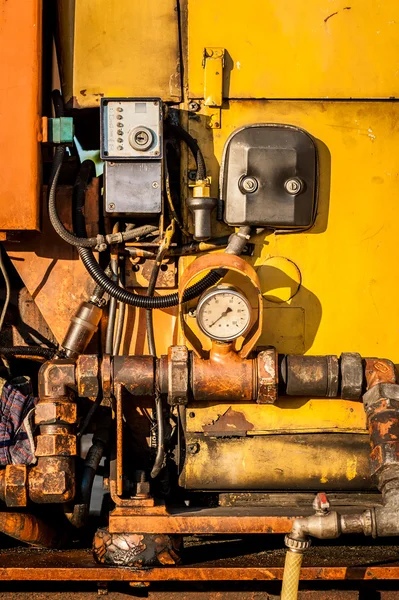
[284,535,312,553]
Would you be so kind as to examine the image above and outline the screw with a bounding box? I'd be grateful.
[188,308,196,317]
[188,170,197,182]
[240,176,258,194]
[117,107,123,112]
[285,178,303,195]
[189,411,195,418]
[188,101,200,112]
[117,130,123,135]
[152,181,159,189]
[108,203,115,211]
[117,145,123,150]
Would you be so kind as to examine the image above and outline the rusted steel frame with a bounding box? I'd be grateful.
[115,383,123,497]
[3,563,399,581]
[0,512,63,548]
[108,514,298,534]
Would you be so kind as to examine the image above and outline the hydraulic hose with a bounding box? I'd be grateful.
[167,123,206,180]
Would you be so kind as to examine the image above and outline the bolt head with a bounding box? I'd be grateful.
[152,181,159,189]
[240,176,258,194]
[108,203,115,211]
[188,101,200,112]
[285,177,303,195]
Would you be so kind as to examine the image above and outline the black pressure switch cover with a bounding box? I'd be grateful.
[221,124,318,228]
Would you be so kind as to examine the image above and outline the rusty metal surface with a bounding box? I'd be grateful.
[364,359,397,390]
[167,346,189,406]
[113,356,154,397]
[256,348,278,404]
[192,343,256,402]
[76,355,100,399]
[2,466,28,508]
[7,181,101,344]
[202,407,254,437]
[126,257,177,289]
[1,592,399,600]
[283,355,339,397]
[2,541,399,581]
[38,360,76,399]
[93,529,181,567]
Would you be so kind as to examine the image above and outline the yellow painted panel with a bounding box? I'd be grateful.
[58,0,181,107]
[188,101,399,364]
[186,399,368,434]
[188,0,399,99]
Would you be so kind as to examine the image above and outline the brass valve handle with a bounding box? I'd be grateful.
[178,253,263,358]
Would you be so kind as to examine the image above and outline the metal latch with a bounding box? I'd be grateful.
[203,47,225,129]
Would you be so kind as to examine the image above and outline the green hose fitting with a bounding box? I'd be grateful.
[281,535,311,600]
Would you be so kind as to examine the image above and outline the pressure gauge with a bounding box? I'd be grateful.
[196,285,252,342]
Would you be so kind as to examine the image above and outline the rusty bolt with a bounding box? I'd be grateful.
[35,433,77,457]
[35,401,77,425]
[4,465,28,507]
[187,443,200,455]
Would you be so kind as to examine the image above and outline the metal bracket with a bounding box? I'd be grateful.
[203,47,225,129]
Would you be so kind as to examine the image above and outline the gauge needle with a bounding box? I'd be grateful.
[208,306,233,328]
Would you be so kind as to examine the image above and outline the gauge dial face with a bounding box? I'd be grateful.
[196,287,252,342]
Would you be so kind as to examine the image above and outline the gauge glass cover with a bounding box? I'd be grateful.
[196,287,252,342]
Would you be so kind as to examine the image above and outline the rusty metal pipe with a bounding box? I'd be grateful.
[0,512,64,548]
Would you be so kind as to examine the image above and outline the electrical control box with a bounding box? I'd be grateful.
[100,98,163,216]
[221,124,317,229]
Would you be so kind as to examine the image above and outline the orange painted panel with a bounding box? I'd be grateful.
[0,0,42,231]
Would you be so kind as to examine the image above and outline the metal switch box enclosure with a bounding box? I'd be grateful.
[100,98,162,160]
[104,162,162,216]
[221,124,317,229]
[101,98,163,216]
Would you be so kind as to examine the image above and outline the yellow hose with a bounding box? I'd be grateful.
[281,549,304,600]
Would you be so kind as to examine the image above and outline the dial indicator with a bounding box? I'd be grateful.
[196,286,252,342]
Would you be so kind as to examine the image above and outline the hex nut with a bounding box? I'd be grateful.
[168,346,189,406]
[5,465,27,507]
[35,434,77,457]
[35,401,77,425]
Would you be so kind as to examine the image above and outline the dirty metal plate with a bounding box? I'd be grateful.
[125,257,177,289]
[58,0,181,107]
